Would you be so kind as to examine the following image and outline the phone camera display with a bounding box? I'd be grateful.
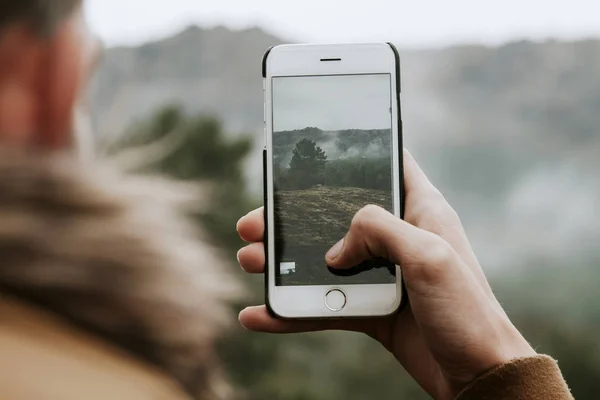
[272,74,397,287]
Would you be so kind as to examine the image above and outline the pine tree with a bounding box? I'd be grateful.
[107,105,256,252]
[288,139,328,189]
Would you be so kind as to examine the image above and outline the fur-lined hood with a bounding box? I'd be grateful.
[0,147,239,399]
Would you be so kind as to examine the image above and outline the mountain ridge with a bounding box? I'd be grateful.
[89,25,600,269]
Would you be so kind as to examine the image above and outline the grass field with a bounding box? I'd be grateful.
[275,186,396,286]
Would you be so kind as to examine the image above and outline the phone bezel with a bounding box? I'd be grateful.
[263,43,404,319]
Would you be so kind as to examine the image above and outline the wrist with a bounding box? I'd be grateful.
[494,322,537,366]
[449,321,537,398]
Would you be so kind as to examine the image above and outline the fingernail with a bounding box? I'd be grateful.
[238,311,248,330]
[326,239,344,261]
[236,249,242,265]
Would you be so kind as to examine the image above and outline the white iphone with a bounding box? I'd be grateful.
[262,43,405,319]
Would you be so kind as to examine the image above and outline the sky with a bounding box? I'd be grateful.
[272,75,392,132]
[85,0,600,48]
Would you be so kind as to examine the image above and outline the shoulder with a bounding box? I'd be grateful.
[0,296,193,400]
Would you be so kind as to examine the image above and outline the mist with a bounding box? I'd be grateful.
[274,128,392,169]
[398,50,600,274]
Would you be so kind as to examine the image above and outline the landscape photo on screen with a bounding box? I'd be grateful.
[272,74,397,286]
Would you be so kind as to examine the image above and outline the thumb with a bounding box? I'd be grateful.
[326,205,459,285]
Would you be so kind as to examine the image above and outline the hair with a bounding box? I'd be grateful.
[0,147,241,399]
[0,0,81,36]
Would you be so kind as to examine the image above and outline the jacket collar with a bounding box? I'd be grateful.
[0,295,191,400]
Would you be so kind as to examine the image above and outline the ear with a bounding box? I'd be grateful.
[38,12,86,149]
[0,11,85,150]
[0,25,45,145]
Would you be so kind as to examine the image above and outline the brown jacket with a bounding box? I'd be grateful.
[457,356,573,400]
[0,296,191,400]
[0,148,573,399]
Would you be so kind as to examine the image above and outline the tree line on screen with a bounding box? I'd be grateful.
[273,127,391,152]
[274,138,393,191]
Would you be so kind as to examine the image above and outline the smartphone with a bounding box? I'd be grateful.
[262,43,405,319]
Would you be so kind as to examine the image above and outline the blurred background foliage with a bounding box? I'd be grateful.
[106,100,600,399]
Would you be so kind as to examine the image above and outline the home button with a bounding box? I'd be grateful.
[325,289,347,312]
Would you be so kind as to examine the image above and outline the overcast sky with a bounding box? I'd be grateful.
[86,0,599,48]
[272,75,391,132]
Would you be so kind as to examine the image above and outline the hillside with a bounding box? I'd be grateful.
[90,26,600,271]
[90,25,283,138]
[275,187,395,286]
[91,29,600,154]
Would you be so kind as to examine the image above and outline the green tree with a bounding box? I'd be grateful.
[288,139,328,189]
[105,105,255,252]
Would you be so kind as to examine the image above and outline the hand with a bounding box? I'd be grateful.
[236,150,535,400]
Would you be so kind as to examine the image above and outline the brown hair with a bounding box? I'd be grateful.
[0,148,240,399]
[0,0,81,35]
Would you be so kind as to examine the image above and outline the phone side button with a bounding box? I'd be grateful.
[325,289,347,312]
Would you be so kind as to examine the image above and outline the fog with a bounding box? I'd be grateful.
[397,52,600,272]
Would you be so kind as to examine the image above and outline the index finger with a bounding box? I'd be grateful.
[239,306,377,336]
[237,207,264,243]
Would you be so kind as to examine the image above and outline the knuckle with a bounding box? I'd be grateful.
[408,238,456,284]
[426,190,450,215]
[426,239,455,267]
[362,204,385,216]
[352,205,385,232]
[414,192,461,230]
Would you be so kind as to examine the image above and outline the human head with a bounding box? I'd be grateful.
[0,0,101,156]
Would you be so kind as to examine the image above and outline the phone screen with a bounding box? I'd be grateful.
[272,73,397,287]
